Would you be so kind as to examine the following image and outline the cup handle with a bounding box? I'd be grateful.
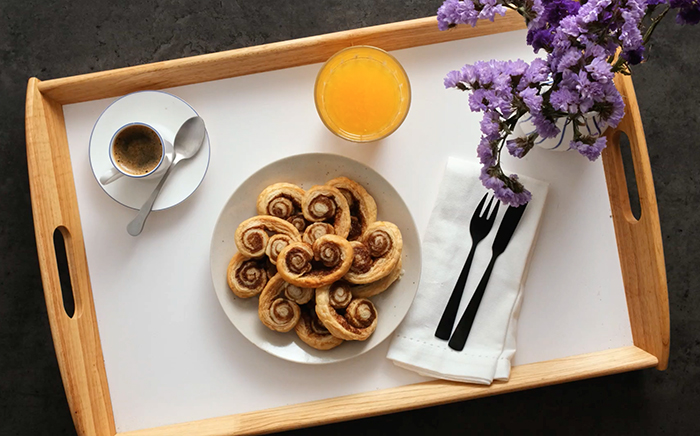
[99,167,122,185]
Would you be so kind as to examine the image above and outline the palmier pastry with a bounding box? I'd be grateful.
[286,213,308,233]
[350,256,403,299]
[234,215,300,258]
[326,177,377,241]
[295,304,344,350]
[315,285,378,341]
[344,221,403,284]
[227,252,268,298]
[323,280,353,309]
[301,185,351,239]
[265,234,294,265]
[276,235,354,288]
[284,283,314,305]
[302,222,335,245]
[258,274,302,332]
[256,183,305,219]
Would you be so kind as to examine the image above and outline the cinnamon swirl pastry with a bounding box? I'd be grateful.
[350,256,403,298]
[284,284,314,305]
[302,222,335,245]
[325,281,353,309]
[286,213,308,233]
[265,234,294,265]
[344,221,403,284]
[234,215,300,258]
[295,304,344,350]
[227,252,268,298]
[326,177,377,241]
[256,183,305,220]
[258,274,302,332]
[276,235,354,288]
[315,287,378,341]
[301,185,351,239]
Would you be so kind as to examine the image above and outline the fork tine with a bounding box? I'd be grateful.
[482,196,494,218]
[488,198,500,222]
[473,193,488,218]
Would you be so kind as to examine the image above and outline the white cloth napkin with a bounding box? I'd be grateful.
[387,157,548,384]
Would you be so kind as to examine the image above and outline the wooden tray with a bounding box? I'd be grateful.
[25,12,669,436]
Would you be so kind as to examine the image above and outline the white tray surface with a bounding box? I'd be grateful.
[62,29,632,433]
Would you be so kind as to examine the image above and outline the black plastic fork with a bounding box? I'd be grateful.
[448,202,528,351]
[434,193,499,340]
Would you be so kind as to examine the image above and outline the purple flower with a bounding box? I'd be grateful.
[622,47,645,65]
[570,136,608,161]
[523,58,550,86]
[459,64,478,84]
[548,68,603,114]
[505,139,522,157]
[478,0,507,22]
[479,167,532,206]
[480,111,501,139]
[438,0,697,207]
[527,28,556,52]
[469,89,494,112]
[584,42,609,60]
[558,15,582,37]
[519,87,543,113]
[544,0,582,25]
[556,47,583,72]
[477,137,497,166]
[473,60,498,84]
[529,0,546,25]
[506,134,537,158]
[578,0,612,25]
[532,112,561,138]
[672,0,700,25]
[594,82,626,127]
[550,86,580,112]
[559,69,605,113]
[527,0,582,52]
[585,55,614,83]
[506,59,530,79]
[437,0,479,30]
[444,70,463,88]
[619,2,646,61]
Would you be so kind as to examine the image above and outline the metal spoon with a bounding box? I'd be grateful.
[127,116,206,236]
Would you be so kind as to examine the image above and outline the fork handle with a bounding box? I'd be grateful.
[434,244,477,340]
[448,254,498,351]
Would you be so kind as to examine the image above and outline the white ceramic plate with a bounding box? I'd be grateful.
[210,153,422,364]
[89,90,211,210]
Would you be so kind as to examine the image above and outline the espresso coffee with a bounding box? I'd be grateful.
[112,125,163,175]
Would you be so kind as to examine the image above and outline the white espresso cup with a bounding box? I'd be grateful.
[99,122,174,185]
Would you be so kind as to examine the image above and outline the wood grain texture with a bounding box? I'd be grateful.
[117,346,657,436]
[602,74,670,370]
[37,13,526,105]
[24,12,669,436]
[25,78,116,436]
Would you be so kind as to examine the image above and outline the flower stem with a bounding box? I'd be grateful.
[495,109,526,167]
[643,6,670,45]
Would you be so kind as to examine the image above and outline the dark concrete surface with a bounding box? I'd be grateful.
[1,1,698,435]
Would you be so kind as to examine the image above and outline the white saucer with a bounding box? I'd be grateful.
[89,90,211,211]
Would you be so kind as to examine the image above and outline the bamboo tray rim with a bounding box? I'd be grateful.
[25,12,669,436]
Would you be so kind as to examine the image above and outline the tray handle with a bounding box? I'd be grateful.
[25,78,116,436]
[602,74,670,370]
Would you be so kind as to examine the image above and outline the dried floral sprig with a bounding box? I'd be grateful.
[439,0,697,206]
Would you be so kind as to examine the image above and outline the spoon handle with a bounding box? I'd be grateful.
[127,162,177,236]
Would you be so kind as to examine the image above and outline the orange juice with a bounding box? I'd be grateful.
[315,46,411,142]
